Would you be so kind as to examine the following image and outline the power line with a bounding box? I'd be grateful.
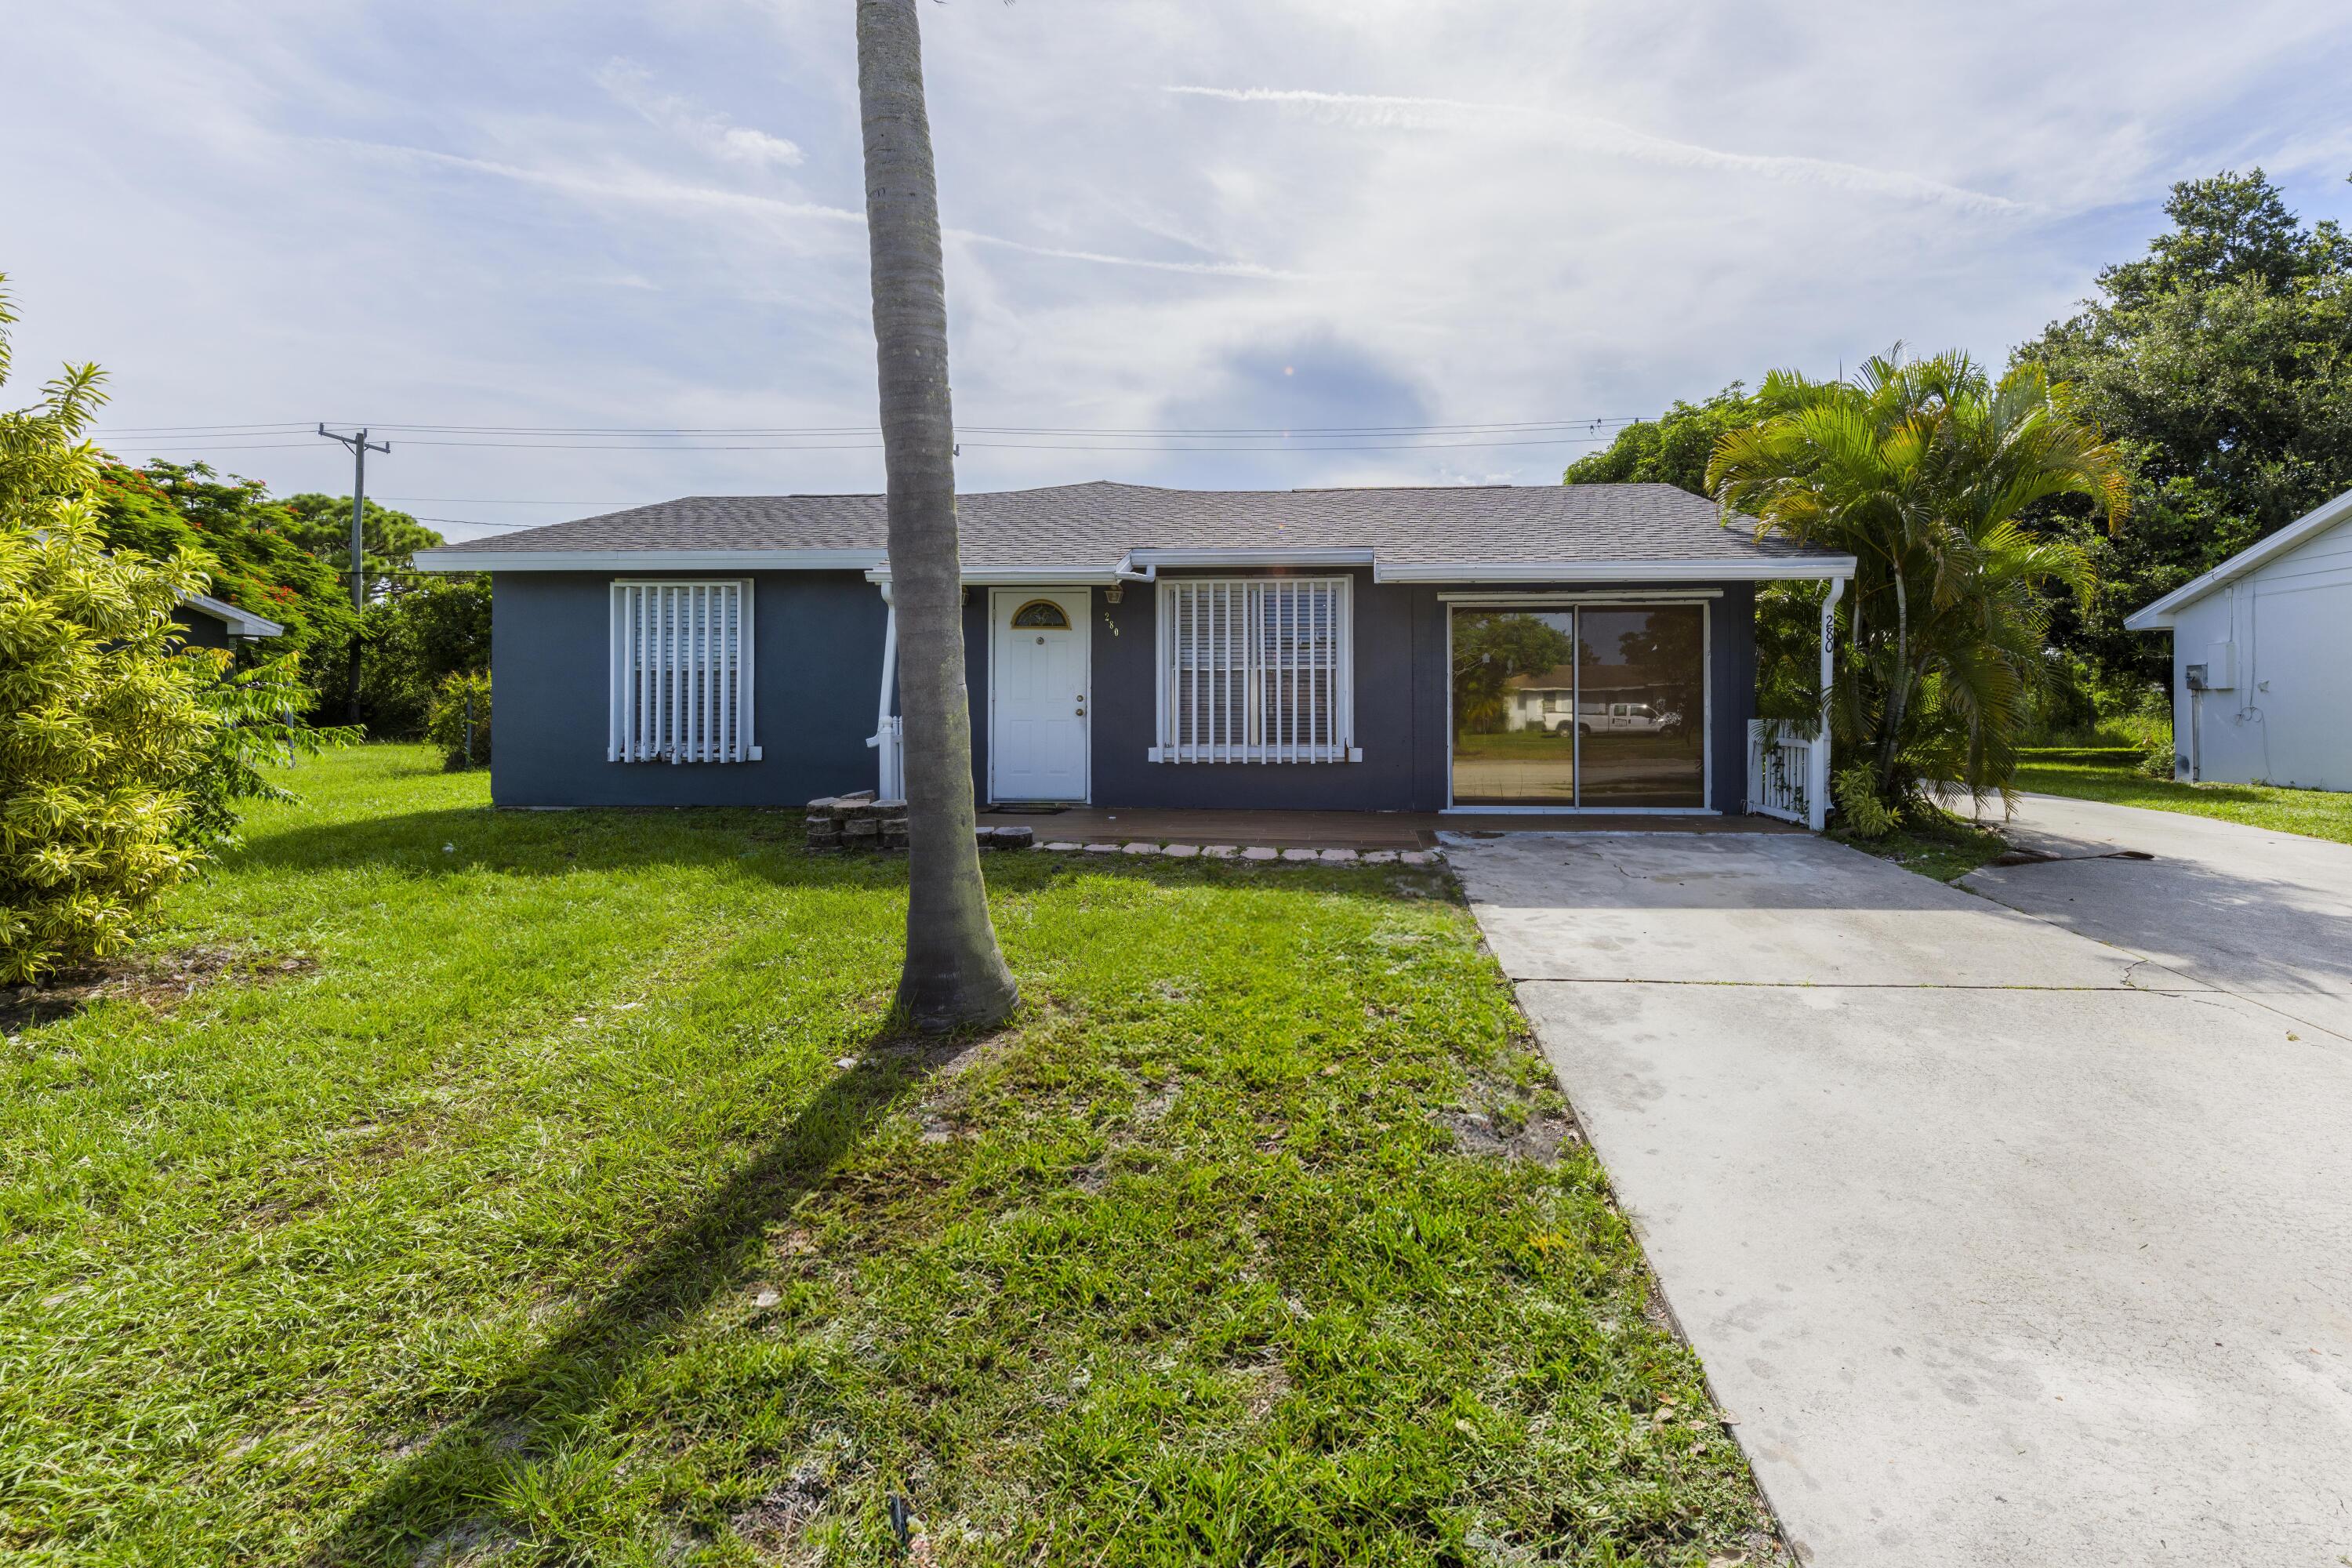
[95,414,1642,440]
[379,495,646,506]
[100,434,1618,454]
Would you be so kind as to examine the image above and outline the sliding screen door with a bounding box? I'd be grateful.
[1450,604,1706,808]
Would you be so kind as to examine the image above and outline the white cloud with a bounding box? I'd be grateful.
[328,138,1305,280]
[1162,85,2027,215]
[595,58,804,170]
[2,0,2346,530]
[327,137,866,227]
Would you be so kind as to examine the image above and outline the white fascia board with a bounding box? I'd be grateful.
[862,564,1123,585]
[2125,485,2352,630]
[413,548,886,574]
[1374,557,1856,583]
[1436,589,1722,604]
[1130,547,1377,570]
[180,591,285,637]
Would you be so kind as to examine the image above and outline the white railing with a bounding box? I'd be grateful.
[1748,718,1828,829]
[867,714,903,800]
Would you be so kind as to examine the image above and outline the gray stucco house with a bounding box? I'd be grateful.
[414,481,1853,818]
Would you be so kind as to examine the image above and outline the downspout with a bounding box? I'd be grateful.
[2190,686,2201,784]
[1809,575,1846,832]
[1112,552,1157,585]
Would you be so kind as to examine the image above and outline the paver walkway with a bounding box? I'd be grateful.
[1446,830,2352,1567]
[979,804,1802,851]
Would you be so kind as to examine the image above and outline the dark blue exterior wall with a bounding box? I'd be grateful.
[1083,572,1754,812]
[489,568,1759,813]
[491,571,887,808]
[171,606,233,651]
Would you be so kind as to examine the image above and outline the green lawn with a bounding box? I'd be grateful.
[1828,812,2009,883]
[0,746,1772,1566]
[2013,763,2352,845]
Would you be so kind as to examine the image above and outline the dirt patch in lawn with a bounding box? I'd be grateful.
[2,946,317,1035]
[1439,1102,1581,1163]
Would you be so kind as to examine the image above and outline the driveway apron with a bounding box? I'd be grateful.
[1964,791,2352,1040]
[1447,831,2352,1568]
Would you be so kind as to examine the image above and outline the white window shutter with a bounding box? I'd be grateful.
[1152,577,1354,764]
[608,580,760,764]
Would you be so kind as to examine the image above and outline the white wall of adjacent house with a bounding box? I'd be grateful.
[2169,510,2352,791]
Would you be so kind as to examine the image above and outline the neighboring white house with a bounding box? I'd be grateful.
[2126,486,2352,790]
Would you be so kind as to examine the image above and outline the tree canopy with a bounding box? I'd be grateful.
[281,492,443,593]
[94,461,358,670]
[2016,169,2352,682]
[1563,387,1761,496]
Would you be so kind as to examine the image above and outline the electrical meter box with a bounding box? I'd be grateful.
[2197,642,2237,691]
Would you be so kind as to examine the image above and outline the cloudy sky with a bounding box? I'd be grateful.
[6,2,2349,542]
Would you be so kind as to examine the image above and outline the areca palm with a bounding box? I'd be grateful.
[1710,350,2128,822]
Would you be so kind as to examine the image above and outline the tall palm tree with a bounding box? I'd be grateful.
[855,0,1017,1029]
[1710,350,2128,821]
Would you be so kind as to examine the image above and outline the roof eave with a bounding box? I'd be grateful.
[415,546,1858,584]
[180,591,285,638]
[1373,557,1856,583]
[864,564,1125,586]
[2122,484,2352,630]
[413,547,887,573]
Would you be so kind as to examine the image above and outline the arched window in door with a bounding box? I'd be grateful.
[1011,599,1071,629]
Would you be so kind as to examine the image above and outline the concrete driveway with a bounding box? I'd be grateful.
[1965,791,2352,1040]
[1446,830,2352,1567]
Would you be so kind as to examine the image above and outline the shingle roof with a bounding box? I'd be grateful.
[421,480,1842,574]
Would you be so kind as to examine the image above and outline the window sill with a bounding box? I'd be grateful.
[1147,747,1362,764]
[608,746,764,764]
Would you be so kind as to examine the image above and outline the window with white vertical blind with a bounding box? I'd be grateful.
[608,580,761,764]
[1150,577,1359,763]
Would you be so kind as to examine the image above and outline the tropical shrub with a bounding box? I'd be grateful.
[425,670,491,771]
[0,277,351,981]
[360,576,492,738]
[1710,350,2129,828]
[0,506,216,982]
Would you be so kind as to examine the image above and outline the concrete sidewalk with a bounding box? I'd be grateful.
[1447,833,2352,1567]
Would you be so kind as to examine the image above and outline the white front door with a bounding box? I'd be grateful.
[991,589,1089,801]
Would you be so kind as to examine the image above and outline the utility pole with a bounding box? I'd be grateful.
[317,424,390,725]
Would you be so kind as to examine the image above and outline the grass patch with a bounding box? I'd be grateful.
[0,746,1774,1566]
[2016,746,2150,768]
[2013,764,2352,846]
[1829,809,2009,882]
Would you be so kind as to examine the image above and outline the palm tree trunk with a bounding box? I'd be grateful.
[1877,564,1911,800]
[855,0,1017,1032]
